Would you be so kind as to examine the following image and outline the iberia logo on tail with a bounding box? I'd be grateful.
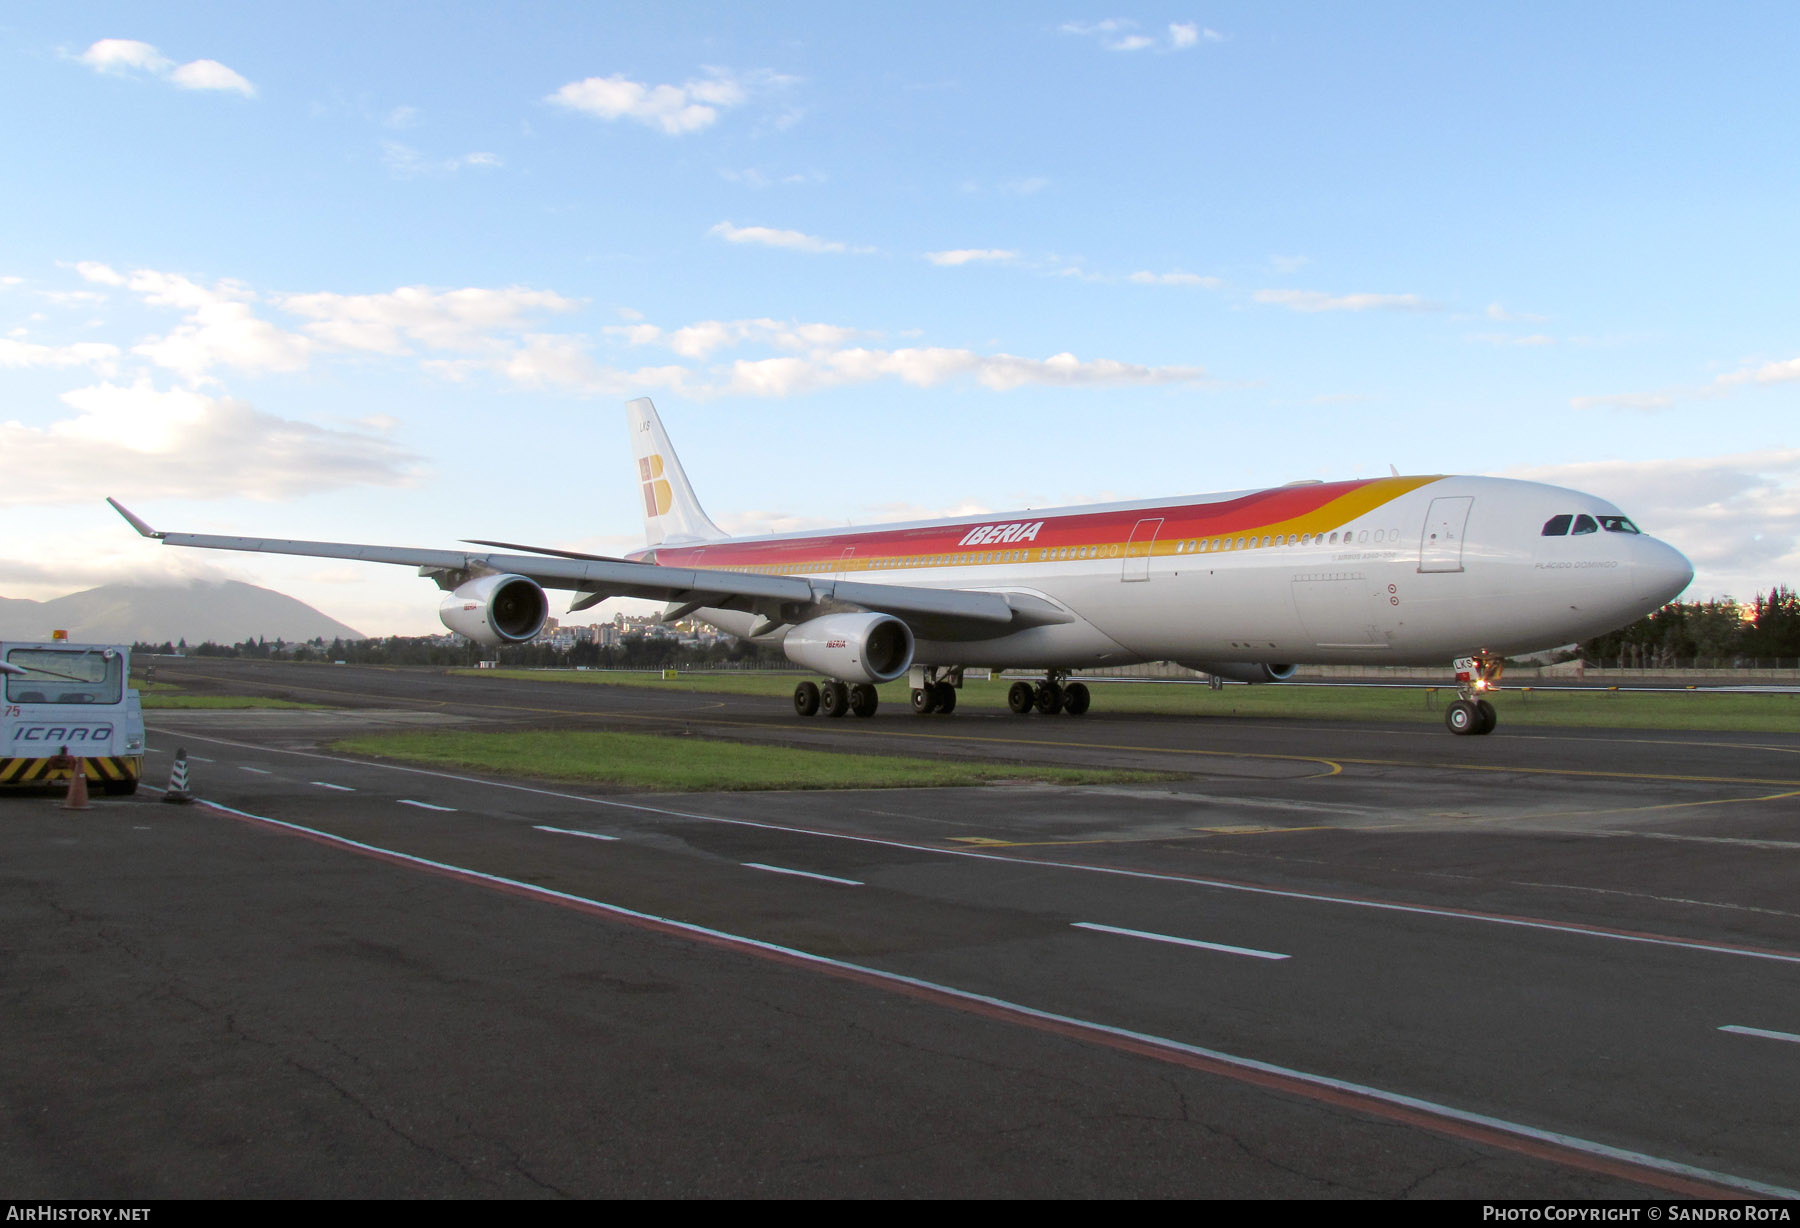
[639,454,672,517]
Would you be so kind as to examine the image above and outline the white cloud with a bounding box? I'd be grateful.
[1571,352,1800,413]
[77,39,172,74]
[1127,270,1222,287]
[2,379,418,504]
[595,313,1205,397]
[76,39,254,96]
[0,339,120,373]
[546,69,748,135]
[121,271,312,381]
[925,249,1018,266]
[1569,392,1677,412]
[381,141,504,178]
[75,262,127,286]
[1715,356,1800,388]
[1254,289,1432,313]
[1062,20,1221,53]
[168,59,255,95]
[276,285,578,354]
[718,346,1206,398]
[1502,449,1800,602]
[708,221,858,254]
[1467,332,1555,347]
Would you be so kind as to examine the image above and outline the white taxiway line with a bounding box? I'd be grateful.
[534,825,619,841]
[743,862,863,886]
[399,799,455,811]
[1073,922,1290,960]
[146,730,1800,968]
[1719,1024,1800,1045]
[238,766,271,774]
[185,795,1799,1201]
[311,781,355,791]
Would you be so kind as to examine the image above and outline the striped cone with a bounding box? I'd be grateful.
[161,748,194,804]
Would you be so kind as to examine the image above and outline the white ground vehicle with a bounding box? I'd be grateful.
[1,642,146,795]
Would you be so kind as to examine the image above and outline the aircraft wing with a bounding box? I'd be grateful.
[107,499,1070,639]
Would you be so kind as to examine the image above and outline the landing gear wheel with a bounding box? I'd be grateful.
[794,681,820,717]
[932,681,957,714]
[849,684,879,718]
[911,686,938,715]
[1445,700,1479,735]
[1008,680,1036,714]
[1062,682,1090,716]
[1035,682,1064,715]
[1476,698,1497,735]
[821,681,850,718]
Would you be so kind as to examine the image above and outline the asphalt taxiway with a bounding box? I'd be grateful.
[4,660,1797,1198]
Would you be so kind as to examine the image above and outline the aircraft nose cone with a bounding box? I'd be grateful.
[1636,538,1693,606]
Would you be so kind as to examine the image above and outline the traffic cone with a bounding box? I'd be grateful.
[61,754,90,811]
[161,748,194,805]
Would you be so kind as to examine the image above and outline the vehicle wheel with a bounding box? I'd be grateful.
[103,778,138,797]
[794,681,820,716]
[821,681,850,717]
[849,684,879,718]
[911,686,938,715]
[1035,682,1064,715]
[1476,698,1497,735]
[1445,700,1478,735]
[1062,682,1090,716]
[932,681,957,714]
[1007,681,1036,714]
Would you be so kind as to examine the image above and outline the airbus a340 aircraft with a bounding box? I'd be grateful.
[110,397,1692,735]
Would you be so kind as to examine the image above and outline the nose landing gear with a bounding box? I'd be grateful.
[1445,654,1502,735]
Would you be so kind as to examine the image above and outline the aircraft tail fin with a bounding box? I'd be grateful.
[627,398,729,546]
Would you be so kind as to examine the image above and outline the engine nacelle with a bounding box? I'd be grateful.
[1179,661,1298,684]
[438,574,549,646]
[783,612,914,685]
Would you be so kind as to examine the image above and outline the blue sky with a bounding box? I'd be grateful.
[4,3,1797,634]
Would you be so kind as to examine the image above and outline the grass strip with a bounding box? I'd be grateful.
[331,729,1173,792]
[450,670,1797,733]
[140,695,322,709]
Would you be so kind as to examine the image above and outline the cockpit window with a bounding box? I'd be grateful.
[1541,515,1573,536]
[1570,514,1599,535]
[1599,515,1640,534]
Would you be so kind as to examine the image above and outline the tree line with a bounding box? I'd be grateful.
[1579,585,1799,668]
[132,632,796,671]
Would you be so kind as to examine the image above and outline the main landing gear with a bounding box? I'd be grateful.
[1444,653,1502,736]
[1006,671,1090,717]
[910,665,959,716]
[794,680,879,718]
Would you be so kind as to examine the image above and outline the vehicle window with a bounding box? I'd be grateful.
[4,649,123,705]
[1571,514,1599,535]
[1599,516,1640,534]
[1542,515,1573,536]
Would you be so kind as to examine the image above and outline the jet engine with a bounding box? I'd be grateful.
[783,612,914,685]
[1180,661,1298,684]
[438,574,549,646]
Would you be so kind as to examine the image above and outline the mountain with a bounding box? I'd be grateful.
[0,581,365,645]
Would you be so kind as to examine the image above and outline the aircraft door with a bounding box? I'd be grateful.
[1121,518,1163,582]
[1418,496,1473,573]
